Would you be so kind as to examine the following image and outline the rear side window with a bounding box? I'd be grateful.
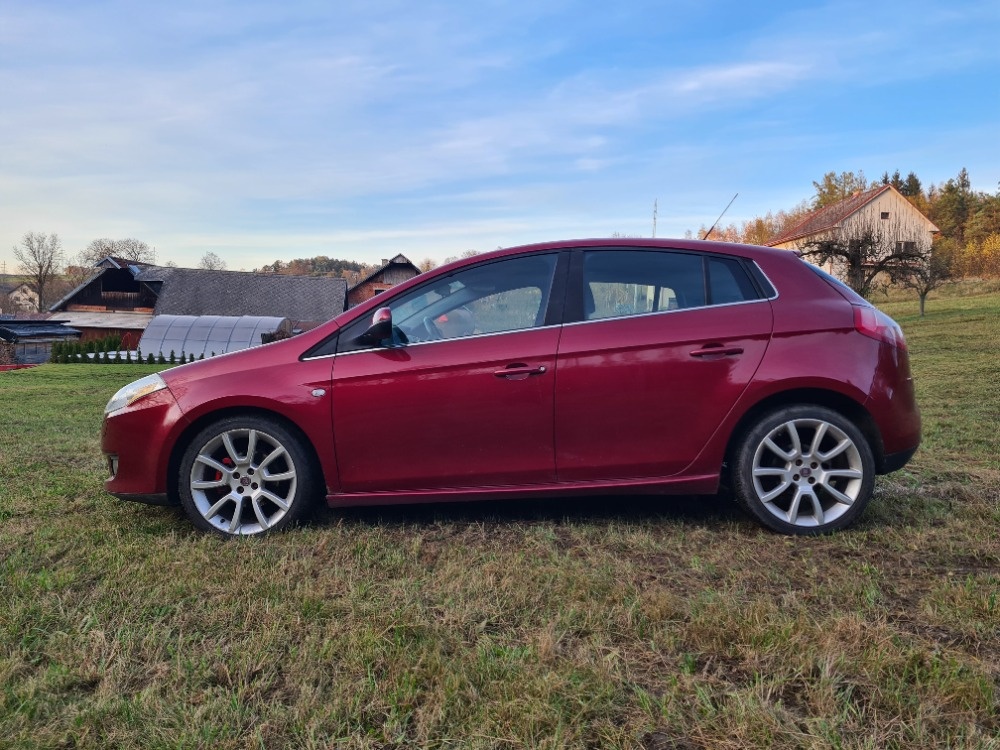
[581,250,759,321]
[708,257,758,305]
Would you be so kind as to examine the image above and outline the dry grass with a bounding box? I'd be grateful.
[1,286,998,749]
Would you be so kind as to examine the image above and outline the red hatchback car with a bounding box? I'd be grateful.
[101,239,919,536]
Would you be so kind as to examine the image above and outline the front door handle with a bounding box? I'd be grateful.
[494,363,548,380]
[689,345,744,358]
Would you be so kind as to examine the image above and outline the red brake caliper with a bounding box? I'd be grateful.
[215,457,234,482]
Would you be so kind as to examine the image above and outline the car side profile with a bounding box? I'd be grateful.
[101,239,920,536]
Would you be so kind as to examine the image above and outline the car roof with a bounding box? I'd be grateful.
[442,237,791,269]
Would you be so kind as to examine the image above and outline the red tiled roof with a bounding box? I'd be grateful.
[766,185,892,246]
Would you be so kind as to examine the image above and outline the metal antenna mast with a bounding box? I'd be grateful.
[702,193,739,240]
[652,199,658,238]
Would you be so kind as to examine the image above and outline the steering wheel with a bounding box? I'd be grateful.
[421,316,443,340]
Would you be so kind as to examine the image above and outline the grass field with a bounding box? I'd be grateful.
[1,286,998,749]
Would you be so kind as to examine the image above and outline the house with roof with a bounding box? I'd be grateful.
[50,260,348,344]
[767,185,939,274]
[0,278,40,314]
[347,254,420,308]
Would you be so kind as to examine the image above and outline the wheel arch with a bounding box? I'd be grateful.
[166,406,328,504]
[723,388,886,478]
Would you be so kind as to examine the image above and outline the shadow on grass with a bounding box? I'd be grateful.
[313,492,747,531]
[126,485,915,537]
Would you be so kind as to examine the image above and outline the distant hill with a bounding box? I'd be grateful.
[254,256,370,278]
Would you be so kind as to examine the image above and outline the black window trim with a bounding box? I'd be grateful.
[301,250,569,360]
[564,246,771,326]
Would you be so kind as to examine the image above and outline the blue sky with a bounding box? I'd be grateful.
[2,0,999,271]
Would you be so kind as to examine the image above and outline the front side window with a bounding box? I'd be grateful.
[582,250,758,321]
[339,254,557,352]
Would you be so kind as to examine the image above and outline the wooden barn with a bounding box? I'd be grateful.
[347,255,420,308]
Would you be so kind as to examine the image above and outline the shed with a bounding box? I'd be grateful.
[0,319,81,365]
[347,255,420,308]
[137,315,287,359]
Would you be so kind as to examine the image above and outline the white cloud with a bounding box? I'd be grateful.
[1,0,998,272]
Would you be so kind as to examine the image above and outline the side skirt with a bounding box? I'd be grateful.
[326,473,720,508]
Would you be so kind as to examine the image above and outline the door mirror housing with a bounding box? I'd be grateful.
[353,307,394,346]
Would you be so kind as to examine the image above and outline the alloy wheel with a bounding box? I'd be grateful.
[750,417,865,528]
[188,427,298,535]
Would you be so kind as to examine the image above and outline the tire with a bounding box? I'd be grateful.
[732,405,875,535]
[178,415,320,537]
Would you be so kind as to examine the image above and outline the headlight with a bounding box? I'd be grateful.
[105,374,168,415]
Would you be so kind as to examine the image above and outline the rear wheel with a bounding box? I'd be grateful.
[732,405,874,534]
[179,416,319,537]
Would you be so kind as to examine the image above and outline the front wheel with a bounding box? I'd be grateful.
[178,416,319,537]
[732,405,875,535]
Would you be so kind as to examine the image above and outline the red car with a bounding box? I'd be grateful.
[101,239,919,536]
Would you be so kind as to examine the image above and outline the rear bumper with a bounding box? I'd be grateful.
[879,446,918,475]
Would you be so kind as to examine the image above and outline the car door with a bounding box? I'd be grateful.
[331,253,564,492]
[554,248,773,481]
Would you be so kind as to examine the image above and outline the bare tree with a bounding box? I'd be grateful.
[13,232,65,310]
[900,244,953,316]
[79,238,156,266]
[442,249,481,264]
[199,251,227,271]
[799,217,926,299]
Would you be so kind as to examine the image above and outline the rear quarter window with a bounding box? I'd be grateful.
[801,260,868,305]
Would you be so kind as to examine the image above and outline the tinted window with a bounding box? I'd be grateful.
[339,254,557,352]
[581,250,760,321]
[583,251,705,320]
[707,257,758,305]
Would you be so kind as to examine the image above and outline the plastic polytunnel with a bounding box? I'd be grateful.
[137,315,288,359]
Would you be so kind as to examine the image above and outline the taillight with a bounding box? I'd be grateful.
[853,305,907,350]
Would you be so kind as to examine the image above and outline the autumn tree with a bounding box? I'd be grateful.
[199,252,227,271]
[442,249,481,264]
[900,242,953,316]
[79,238,156,266]
[689,203,811,246]
[13,232,65,310]
[929,168,973,245]
[812,170,868,208]
[964,188,1000,247]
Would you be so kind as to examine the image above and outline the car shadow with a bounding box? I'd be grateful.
[312,492,746,530]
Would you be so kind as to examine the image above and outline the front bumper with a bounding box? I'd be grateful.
[102,388,188,499]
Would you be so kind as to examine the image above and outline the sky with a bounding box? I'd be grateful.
[2,0,999,272]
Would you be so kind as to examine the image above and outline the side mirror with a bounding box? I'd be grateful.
[353,306,394,346]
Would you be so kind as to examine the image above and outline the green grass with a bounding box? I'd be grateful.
[1,288,999,749]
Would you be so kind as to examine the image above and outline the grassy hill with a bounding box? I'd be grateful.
[1,285,997,749]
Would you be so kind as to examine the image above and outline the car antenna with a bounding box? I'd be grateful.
[701,193,739,239]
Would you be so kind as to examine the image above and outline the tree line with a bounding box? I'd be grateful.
[253,255,439,282]
[693,167,1000,279]
[8,236,229,311]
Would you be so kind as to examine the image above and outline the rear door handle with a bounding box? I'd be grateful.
[689,345,744,358]
[494,363,547,380]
